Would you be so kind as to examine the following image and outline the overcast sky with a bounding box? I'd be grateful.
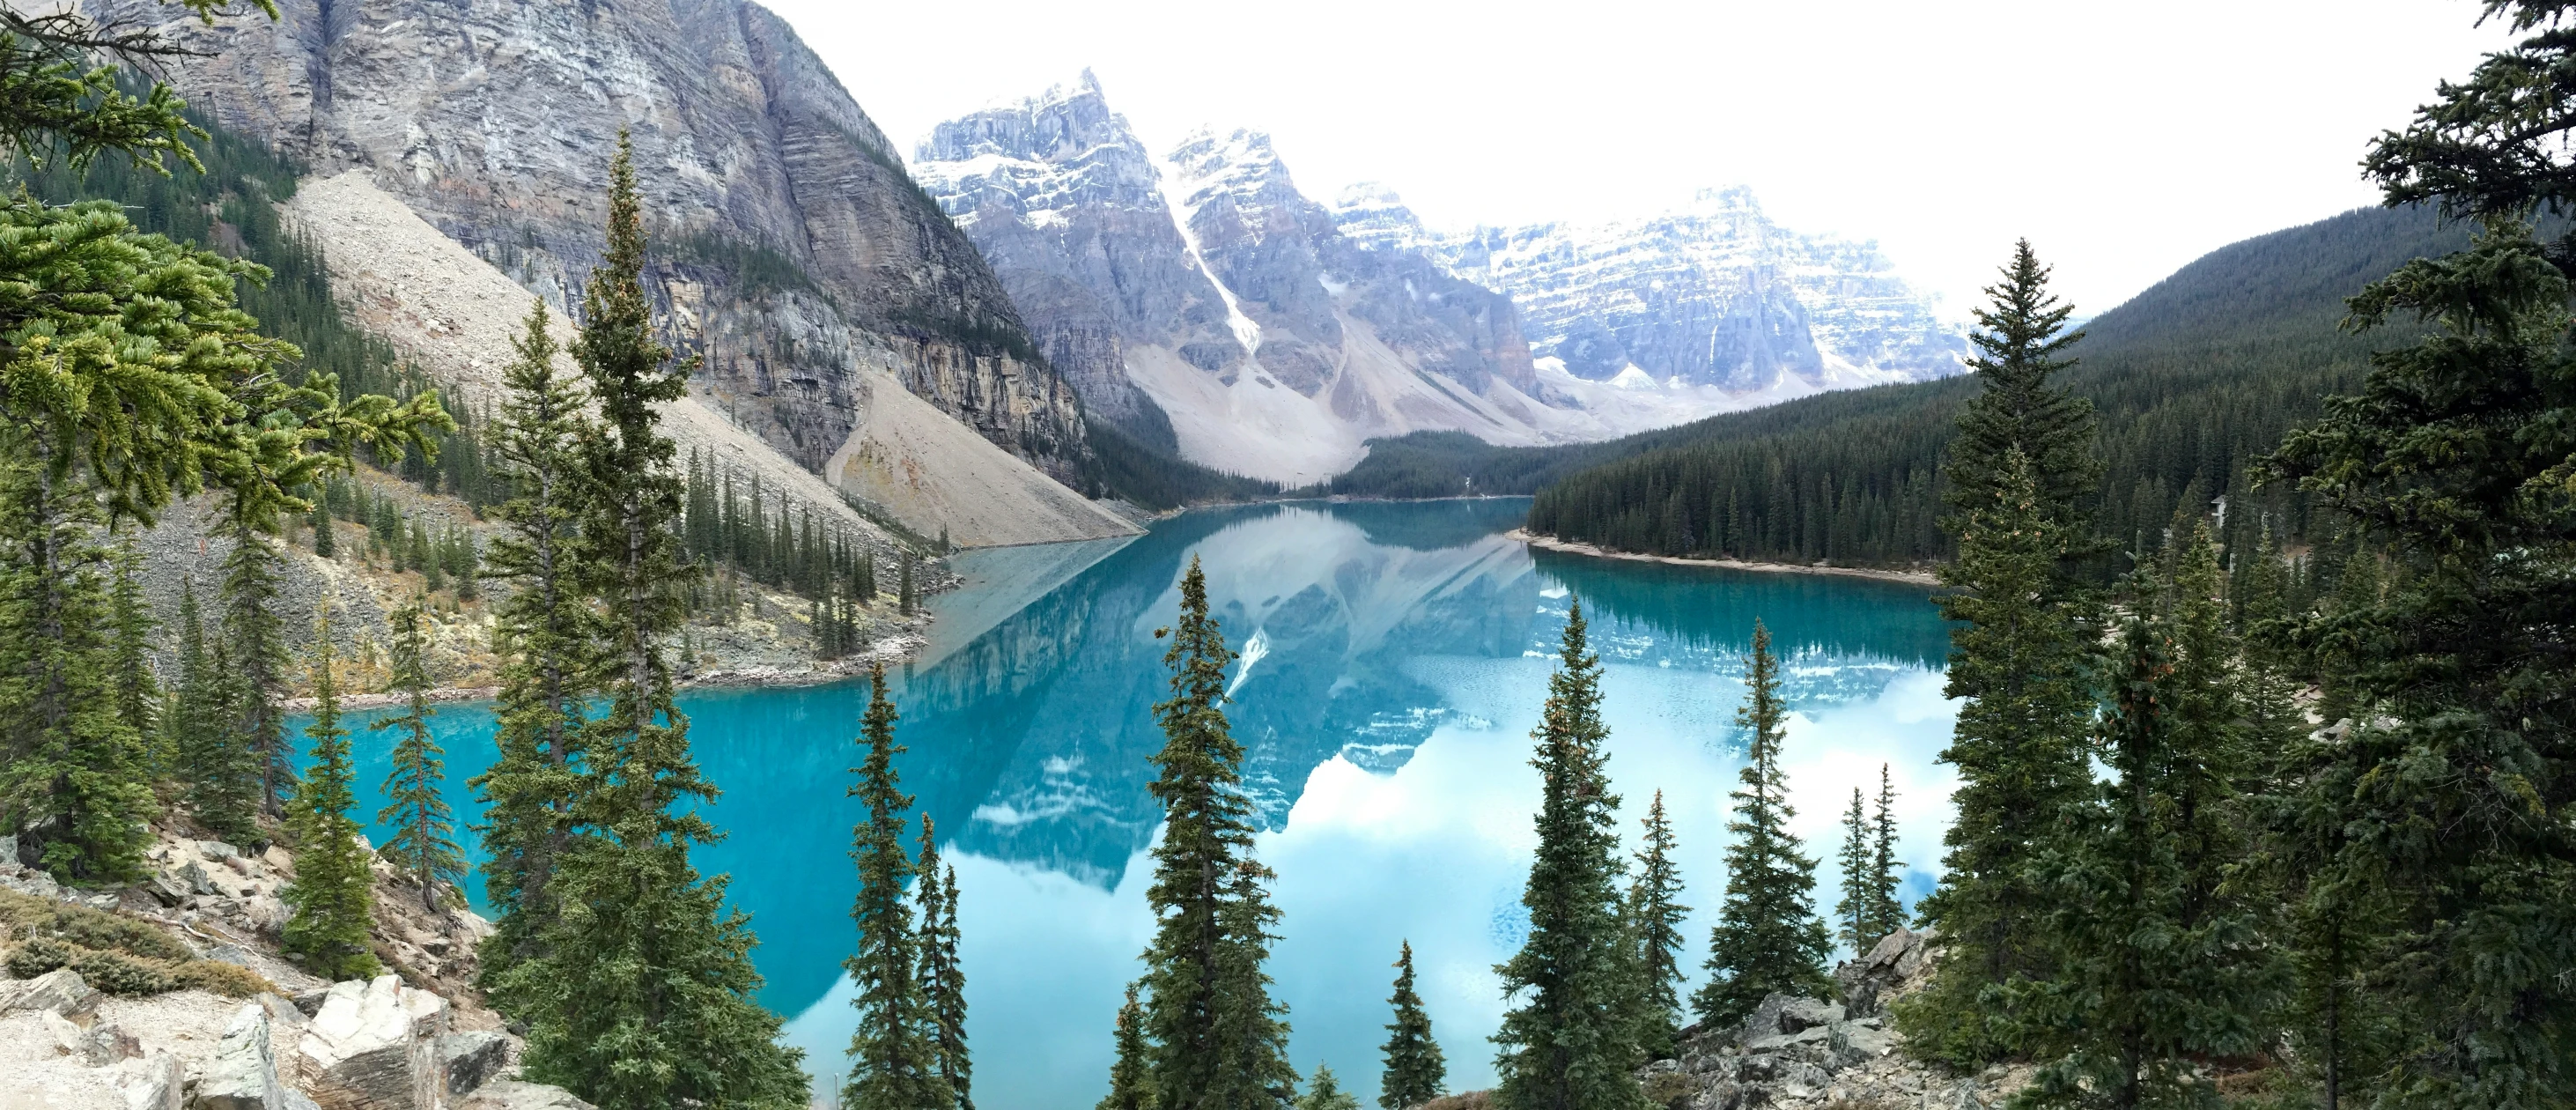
[761,0,2514,317]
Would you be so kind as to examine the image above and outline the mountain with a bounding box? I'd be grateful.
[912,74,1901,486]
[1508,204,2469,566]
[85,0,1136,545]
[1338,185,1968,391]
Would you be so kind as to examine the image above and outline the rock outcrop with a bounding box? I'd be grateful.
[78,0,1115,524]
[915,75,1701,485]
[1654,928,2033,1109]
[913,75,1930,485]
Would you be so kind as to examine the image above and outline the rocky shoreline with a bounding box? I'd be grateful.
[1509,529,1942,587]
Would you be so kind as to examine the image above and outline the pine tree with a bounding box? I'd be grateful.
[1943,240,2100,532]
[1295,1066,1358,1110]
[899,551,917,616]
[1102,984,1158,1110]
[108,542,159,744]
[373,598,462,913]
[1378,942,1445,1110]
[471,298,595,979]
[1493,600,1644,1110]
[0,462,152,883]
[1694,619,1832,1027]
[1834,788,1871,953]
[491,133,807,1110]
[1621,792,1688,1059]
[2262,215,2576,1106]
[2007,600,2270,1110]
[310,498,336,558]
[843,659,945,1110]
[1864,766,1902,944]
[174,578,255,842]
[918,818,971,1110]
[1901,448,2094,1066]
[1140,556,1294,1110]
[1210,855,1295,1110]
[218,509,295,820]
[280,611,380,980]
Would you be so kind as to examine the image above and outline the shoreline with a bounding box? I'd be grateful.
[278,634,924,711]
[1508,529,1941,586]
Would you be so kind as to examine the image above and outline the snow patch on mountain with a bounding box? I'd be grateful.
[913,77,1964,485]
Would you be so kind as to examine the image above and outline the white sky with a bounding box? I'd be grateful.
[762,0,2515,317]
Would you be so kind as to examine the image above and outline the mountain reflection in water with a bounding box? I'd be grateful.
[316,498,1959,1109]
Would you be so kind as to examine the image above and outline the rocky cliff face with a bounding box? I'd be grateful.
[86,0,1090,485]
[913,75,1560,485]
[913,76,1956,485]
[1357,186,1967,391]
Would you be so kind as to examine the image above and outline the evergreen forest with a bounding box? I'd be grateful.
[0,4,2567,1110]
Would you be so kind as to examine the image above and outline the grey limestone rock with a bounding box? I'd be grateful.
[120,1050,186,1110]
[83,0,1089,486]
[294,975,447,1110]
[438,1031,511,1097]
[195,1003,284,1110]
[5,967,104,1018]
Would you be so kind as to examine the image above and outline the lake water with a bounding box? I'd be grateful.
[322,498,1960,1107]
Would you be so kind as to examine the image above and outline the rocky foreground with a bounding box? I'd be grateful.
[2,827,580,1110]
[1652,929,2032,1110]
[1426,929,2027,1110]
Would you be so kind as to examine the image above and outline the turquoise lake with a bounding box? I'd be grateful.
[321,498,1960,1107]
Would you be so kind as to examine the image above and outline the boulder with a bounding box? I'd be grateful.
[119,1050,186,1110]
[1828,1021,1896,1069]
[195,1003,284,1110]
[181,862,223,896]
[4,966,103,1018]
[1738,992,1842,1046]
[1836,927,1929,1018]
[296,975,449,1110]
[454,1081,594,1110]
[262,847,295,875]
[49,1012,146,1066]
[439,1031,511,1096]
[147,870,193,906]
[200,840,241,861]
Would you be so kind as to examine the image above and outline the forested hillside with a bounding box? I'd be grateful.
[1340,205,2466,567]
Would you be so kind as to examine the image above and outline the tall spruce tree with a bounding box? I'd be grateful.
[1621,791,1688,1059]
[174,577,255,842]
[1378,941,1445,1110]
[2006,600,2270,1110]
[279,611,379,980]
[1942,240,2100,531]
[842,658,944,1110]
[918,818,971,1110]
[0,455,152,881]
[373,598,462,912]
[1102,984,1157,1110]
[2262,218,2576,1107]
[219,510,295,820]
[1901,448,2094,1066]
[471,298,595,979]
[1492,600,1644,1110]
[1139,556,1294,1110]
[491,134,807,1110]
[1864,766,1902,944]
[1834,788,1872,953]
[1910,243,2105,1066]
[107,542,158,744]
[1695,619,1832,1027]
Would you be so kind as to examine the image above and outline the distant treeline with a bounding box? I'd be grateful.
[1333,205,2474,569]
